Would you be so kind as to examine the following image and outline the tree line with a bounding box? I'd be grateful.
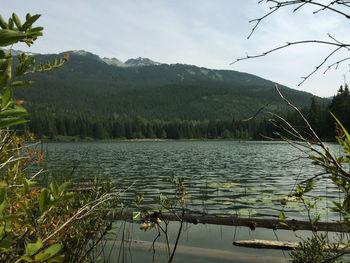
[21,85,349,141]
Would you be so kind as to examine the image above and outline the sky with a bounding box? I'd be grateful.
[3,0,350,97]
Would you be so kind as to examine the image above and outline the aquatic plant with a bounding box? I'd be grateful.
[269,85,350,262]
[134,175,187,263]
[290,234,345,263]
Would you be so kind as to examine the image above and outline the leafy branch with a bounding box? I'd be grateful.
[0,13,68,129]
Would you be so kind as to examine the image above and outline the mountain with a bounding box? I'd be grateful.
[101,57,125,67]
[11,50,326,121]
[124,57,161,67]
[67,50,161,67]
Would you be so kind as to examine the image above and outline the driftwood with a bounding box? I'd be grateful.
[114,213,348,233]
[233,239,350,253]
[106,239,287,262]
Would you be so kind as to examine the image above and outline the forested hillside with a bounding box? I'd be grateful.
[12,50,327,121]
[4,49,337,140]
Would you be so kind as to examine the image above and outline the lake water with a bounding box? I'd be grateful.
[37,141,342,222]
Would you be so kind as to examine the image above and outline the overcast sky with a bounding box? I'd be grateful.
[3,0,350,97]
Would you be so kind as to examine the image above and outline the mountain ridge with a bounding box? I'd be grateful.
[9,49,328,121]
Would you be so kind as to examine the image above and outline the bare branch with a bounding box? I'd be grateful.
[273,85,350,180]
[242,103,270,121]
[231,40,349,66]
[298,46,343,86]
[247,6,280,39]
[261,1,350,20]
[235,0,350,85]
[324,56,350,73]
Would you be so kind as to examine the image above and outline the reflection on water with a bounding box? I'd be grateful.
[102,220,350,263]
[35,141,342,221]
[104,221,290,263]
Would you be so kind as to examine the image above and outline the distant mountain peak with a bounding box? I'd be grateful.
[65,50,160,67]
[66,50,101,61]
[124,57,161,67]
[68,50,97,56]
[67,50,161,68]
[101,57,126,67]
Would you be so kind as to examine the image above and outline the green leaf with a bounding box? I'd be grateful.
[0,29,43,47]
[0,237,13,249]
[48,255,65,263]
[1,88,12,108]
[305,180,314,193]
[21,14,41,31]
[20,255,34,262]
[35,252,50,261]
[23,179,30,194]
[0,184,6,204]
[0,15,8,29]
[0,56,12,88]
[58,181,69,194]
[132,211,141,221]
[0,199,7,214]
[39,188,49,213]
[12,13,22,29]
[19,201,32,218]
[42,243,62,258]
[10,80,35,88]
[331,112,350,142]
[296,184,303,194]
[343,195,350,213]
[279,210,286,221]
[8,18,14,30]
[332,201,343,211]
[339,185,347,194]
[27,26,44,33]
[279,221,288,227]
[25,238,42,256]
[0,105,28,118]
[311,214,321,225]
[50,179,59,198]
[0,117,28,128]
[0,226,5,239]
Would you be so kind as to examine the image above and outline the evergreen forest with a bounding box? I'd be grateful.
[7,50,348,141]
[20,85,348,141]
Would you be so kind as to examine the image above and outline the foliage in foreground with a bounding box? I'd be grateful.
[0,12,119,262]
[0,131,118,262]
[290,234,344,263]
[273,86,350,262]
[134,175,187,263]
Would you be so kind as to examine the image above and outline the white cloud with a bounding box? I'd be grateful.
[2,0,349,97]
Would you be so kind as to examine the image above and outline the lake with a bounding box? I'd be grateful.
[37,140,341,221]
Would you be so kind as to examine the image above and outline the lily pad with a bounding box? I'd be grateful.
[208,182,240,188]
[217,201,231,205]
[238,208,258,217]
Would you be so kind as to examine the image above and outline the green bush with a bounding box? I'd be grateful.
[0,13,119,262]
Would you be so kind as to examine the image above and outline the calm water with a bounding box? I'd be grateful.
[36,141,342,221]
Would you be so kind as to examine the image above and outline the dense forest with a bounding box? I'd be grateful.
[11,50,327,120]
[8,49,347,141]
[19,85,349,141]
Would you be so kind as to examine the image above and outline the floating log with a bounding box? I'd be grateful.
[233,239,350,252]
[107,239,287,262]
[234,239,298,250]
[114,213,348,233]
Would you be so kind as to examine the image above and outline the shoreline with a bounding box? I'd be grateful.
[39,136,242,143]
[38,136,337,143]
